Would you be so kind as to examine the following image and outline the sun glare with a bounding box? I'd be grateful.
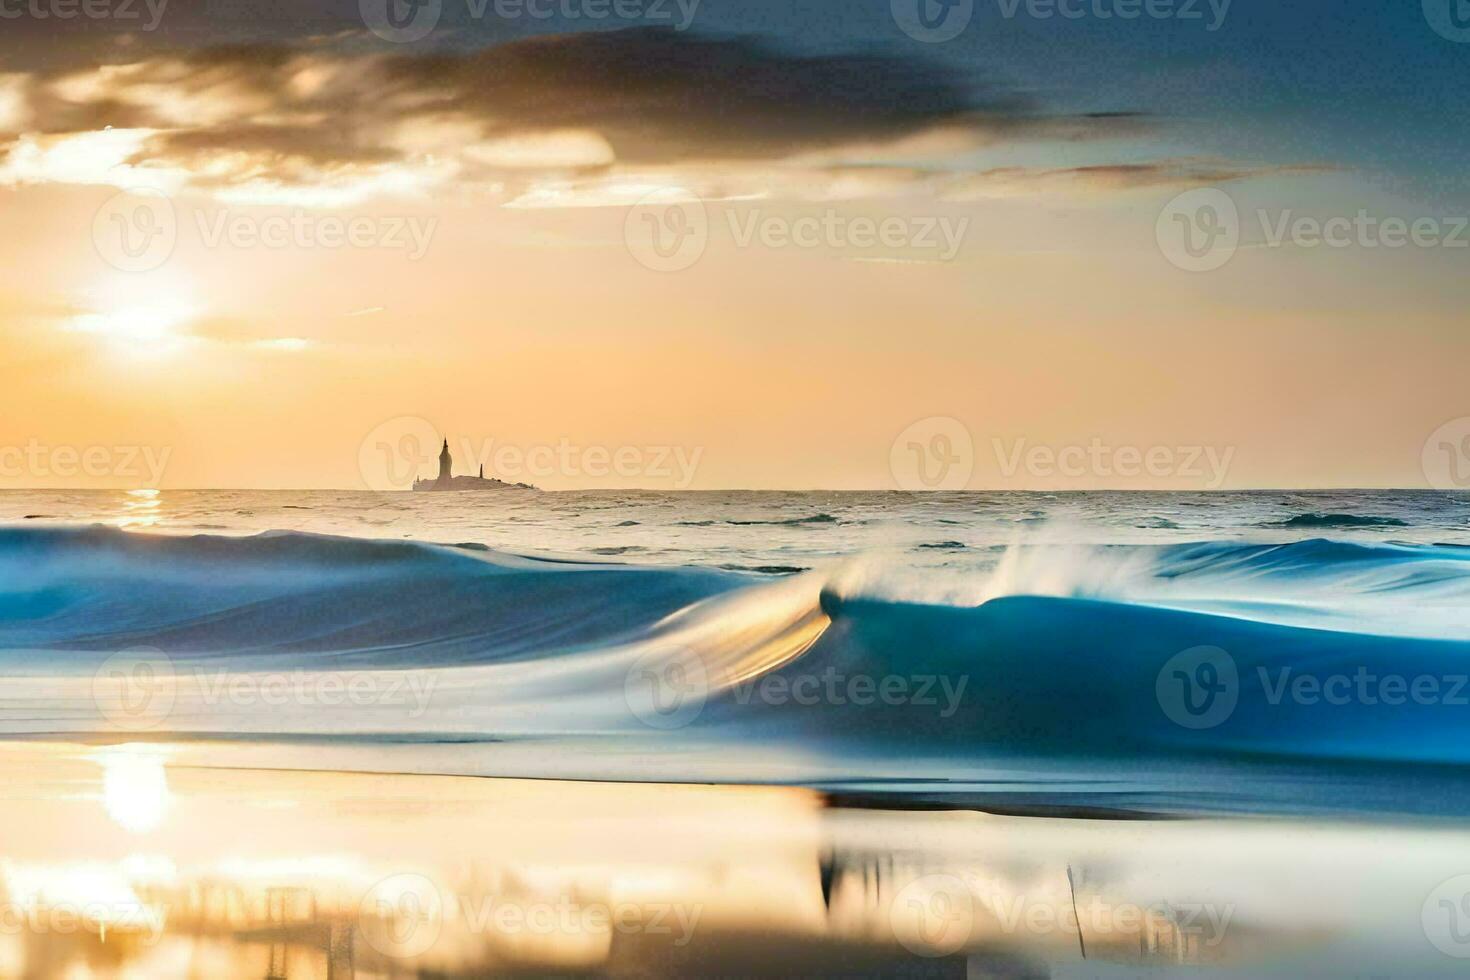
[95,746,173,834]
[67,277,199,356]
[69,304,193,346]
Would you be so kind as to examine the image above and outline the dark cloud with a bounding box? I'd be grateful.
[374,28,1034,161]
[5,27,1339,209]
[5,27,1151,195]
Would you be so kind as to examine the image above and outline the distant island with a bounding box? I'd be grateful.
[413,439,538,492]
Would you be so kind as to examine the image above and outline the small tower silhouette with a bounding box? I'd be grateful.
[435,438,452,488]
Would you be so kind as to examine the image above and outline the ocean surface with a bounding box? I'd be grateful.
[5,488,1470,820]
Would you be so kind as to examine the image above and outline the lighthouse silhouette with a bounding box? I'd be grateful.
[434,438,453,488]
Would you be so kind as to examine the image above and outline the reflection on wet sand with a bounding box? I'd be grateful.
[0,742,1467,978]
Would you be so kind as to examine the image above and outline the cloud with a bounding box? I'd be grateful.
[942,158,1336,200]
[0,27,1169,205]
[1,30,1331,210]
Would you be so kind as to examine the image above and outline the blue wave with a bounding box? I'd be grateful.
[5,525,1470,814]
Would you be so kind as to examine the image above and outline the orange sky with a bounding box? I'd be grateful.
[1,28,1467,490]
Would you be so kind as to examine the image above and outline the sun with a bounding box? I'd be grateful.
[67,273,200,357]
[69,303,194,346]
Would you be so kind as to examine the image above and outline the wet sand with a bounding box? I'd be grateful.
[0,741,1466,978]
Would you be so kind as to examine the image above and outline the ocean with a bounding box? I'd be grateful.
[4,488,1470,815]
[5,488,1470,976]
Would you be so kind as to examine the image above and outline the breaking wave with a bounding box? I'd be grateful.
[5,525,1470,814]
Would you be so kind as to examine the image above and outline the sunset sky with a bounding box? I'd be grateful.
[1,1,1467,489]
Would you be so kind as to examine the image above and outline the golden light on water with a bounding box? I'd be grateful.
[0,742,1457,976]
[114,488,163,529]
[96,746,172,834]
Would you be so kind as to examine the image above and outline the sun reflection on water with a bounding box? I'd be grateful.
[93,745,172,834]
[113,488,163,530]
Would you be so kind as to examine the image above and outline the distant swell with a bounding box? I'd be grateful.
[1266,512,1410,529]
[681,513,840,527]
